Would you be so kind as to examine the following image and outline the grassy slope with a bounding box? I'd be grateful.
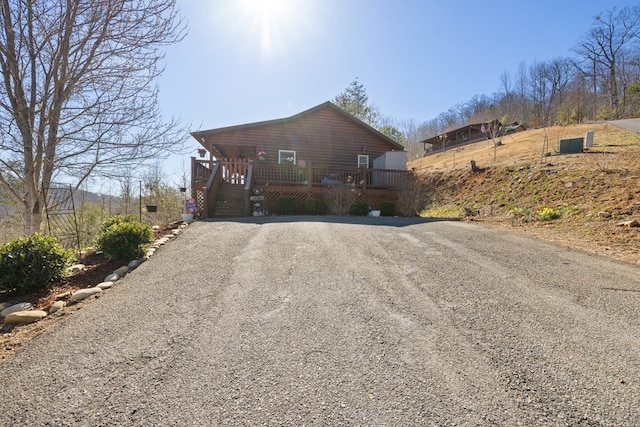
[410,123,640,265]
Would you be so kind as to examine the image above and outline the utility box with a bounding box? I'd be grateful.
[585,130,594,148]
[559,137,584,154]
[372,151,407,187]
[373,151,407,170]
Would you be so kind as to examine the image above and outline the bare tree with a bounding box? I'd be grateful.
[0,0,187,234]
[529,58,574,127]
[515,61,529,124]
[573,6,640,119]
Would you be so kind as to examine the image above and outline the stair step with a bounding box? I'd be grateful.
[213,183,246,217]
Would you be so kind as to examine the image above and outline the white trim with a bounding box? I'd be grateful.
[358,154,369,168]
[278,150,296,165]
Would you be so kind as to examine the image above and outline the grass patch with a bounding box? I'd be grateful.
[421,205,463,218]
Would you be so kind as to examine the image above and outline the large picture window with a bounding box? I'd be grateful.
[278,150,296,165]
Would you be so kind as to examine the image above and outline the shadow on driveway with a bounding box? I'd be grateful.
[200,215,461,228]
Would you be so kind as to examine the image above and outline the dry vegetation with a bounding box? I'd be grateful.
[411,123,640,265]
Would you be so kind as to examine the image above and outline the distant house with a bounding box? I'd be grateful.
[190,102,409,217]
[421,120,525,155]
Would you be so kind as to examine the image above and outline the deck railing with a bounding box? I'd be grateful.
[191,159,409,215]
[253,165,408,189]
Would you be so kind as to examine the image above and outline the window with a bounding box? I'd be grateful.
[358,154,369,168]
[278,150,296,165]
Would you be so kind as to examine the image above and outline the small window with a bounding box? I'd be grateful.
[358,154,369,168]
[278,150,296,165]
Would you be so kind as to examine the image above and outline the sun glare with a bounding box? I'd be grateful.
[231,0,303,57]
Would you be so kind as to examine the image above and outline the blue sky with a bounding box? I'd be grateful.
[156,0,632,182]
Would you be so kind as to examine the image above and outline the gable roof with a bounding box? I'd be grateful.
[192,101,405,151]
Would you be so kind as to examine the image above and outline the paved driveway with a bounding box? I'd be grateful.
[1,217,640,425]
[609,118,640,133]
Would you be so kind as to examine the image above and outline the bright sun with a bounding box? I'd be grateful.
[231,0,302,57]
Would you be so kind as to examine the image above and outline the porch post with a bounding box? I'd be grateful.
[190,156,196,193]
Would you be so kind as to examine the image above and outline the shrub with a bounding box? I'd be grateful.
[536,207,561,221]
[397,172,429,216]
[351,201,370,216]
[100,214,139,232]
[304,198,321,215]
[379,201,395,216]
[326,183,360,215]
[0,233,73,295]
[97,216,153,260]
[278,196,297,215]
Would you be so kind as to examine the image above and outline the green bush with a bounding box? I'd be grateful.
[278,196,297,215]
[380,201,395,216]
[304,198,321,215]
[0,233,73,295]
[97,216,153,260]
[351,201,370,216]
[100,214,139,232]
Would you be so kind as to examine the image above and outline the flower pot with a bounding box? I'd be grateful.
[146,205,157,213]
[258,155,266,161]
[181,213,193,222]
[198,152,205,158]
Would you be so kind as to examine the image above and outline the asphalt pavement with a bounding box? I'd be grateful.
[609,118,640,133]
[1,217,639,425]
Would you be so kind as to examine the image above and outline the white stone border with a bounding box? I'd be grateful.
[0,221,190,326]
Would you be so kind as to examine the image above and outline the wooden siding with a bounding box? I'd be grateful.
[194,102,405,170]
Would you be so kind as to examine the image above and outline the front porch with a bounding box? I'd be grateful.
[191,157,410,217]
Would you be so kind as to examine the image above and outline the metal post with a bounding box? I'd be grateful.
[69,184,82,259]
[139,180,142,222]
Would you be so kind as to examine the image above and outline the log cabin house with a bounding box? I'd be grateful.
[421,120,525,155]
[190,101,409,217]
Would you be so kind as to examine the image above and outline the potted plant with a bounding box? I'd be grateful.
[179,186,192,221]
[197,147,207,158]
[257,150,267,161]
[183,198,197,222]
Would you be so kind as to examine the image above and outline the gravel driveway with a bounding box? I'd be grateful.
[1,217,640,425]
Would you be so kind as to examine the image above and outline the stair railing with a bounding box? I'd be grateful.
[244,160,254,216]
[205,161,221,217]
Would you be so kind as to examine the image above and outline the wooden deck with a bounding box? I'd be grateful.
[191,157,409,217]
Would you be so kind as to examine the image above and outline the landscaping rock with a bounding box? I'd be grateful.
[49,301,65,314]
[128,259,143,269]
[4,310,47,324]
[617,219,640,227]
[70,287,103,302]
[114,266,129,276]
[598,211,612,218]
[1,302,33,318]
[96,281,114,290]
[55,291,71,300]
[104,273,120,282]
[0,302,12,312]
[67,264,86,273]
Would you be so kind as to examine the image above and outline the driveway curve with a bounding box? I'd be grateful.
[1,217,640,425]
[609,118,640,133]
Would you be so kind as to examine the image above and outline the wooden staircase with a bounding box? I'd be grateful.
[212,182,245,217]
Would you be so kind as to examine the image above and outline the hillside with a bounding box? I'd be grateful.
[410,123,640,265]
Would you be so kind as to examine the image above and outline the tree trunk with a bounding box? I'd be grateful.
[23,190,43,235]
